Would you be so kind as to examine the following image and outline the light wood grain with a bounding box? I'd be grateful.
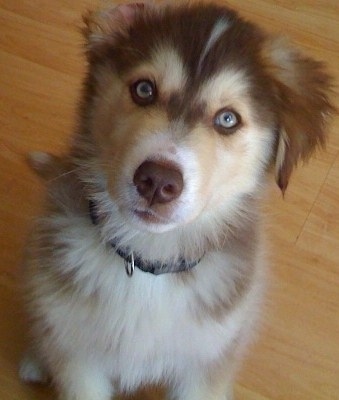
[0,1,338,399]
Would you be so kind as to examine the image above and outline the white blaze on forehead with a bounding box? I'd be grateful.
[199,68,251,112]
[151,47,187,93]
[198,18,231,74]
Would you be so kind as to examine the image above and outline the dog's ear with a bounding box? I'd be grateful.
[263,37,335,193]
[83,3,145,51]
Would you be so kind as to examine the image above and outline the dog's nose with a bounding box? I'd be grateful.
[133,161,184,205]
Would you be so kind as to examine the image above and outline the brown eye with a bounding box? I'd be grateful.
[214,109,241,134]
[130,80,156,106]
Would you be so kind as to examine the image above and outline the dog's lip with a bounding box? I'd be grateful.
[133,209,169,224]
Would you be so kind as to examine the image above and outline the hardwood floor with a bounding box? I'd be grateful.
[0,1,338,399]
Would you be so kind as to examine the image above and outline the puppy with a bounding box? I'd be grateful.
[19,2,334,400]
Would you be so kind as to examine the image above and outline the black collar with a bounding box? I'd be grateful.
[89,200,203,277]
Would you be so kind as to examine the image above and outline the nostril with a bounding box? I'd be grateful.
[162,183,179,197]
[134,175,154,198]
[163,184,175,195]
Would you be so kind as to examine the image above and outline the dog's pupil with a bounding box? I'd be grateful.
[138,82,152,98]
[224,113,234,124]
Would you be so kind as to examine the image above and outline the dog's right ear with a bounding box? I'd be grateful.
[83,3,145,52]
[263,37,335,194]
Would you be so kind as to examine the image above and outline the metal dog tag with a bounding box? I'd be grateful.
[124,252,135,277]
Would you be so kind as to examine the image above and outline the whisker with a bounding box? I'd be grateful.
[47,166,83,183]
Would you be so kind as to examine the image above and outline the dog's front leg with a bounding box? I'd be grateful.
[52,358,114,400]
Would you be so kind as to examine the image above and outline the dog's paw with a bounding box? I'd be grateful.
[19,353,49,384]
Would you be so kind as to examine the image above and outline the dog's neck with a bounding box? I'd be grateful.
[87,190,258,274]
[88,199,203,276]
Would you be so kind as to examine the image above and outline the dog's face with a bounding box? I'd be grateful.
[81,2,333,233]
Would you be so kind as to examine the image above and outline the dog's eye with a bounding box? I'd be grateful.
[214,109,241,133]
[130,80,156,106]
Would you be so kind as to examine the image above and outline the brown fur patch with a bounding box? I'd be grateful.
[80,2,335,196]
[262,37,336,192]
[82,2,274,125]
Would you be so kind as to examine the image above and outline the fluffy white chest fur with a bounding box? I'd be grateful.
[22,207,264,399]
[47,224,262,389]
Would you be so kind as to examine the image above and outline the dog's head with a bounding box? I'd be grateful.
[79,2,334,233]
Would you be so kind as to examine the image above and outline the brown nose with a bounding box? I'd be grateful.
[133,161,184,206]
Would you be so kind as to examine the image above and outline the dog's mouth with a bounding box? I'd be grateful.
[133,209,170,224]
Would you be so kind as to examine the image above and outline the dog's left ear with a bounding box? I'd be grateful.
[83,3,145,53]
[263,37,335,193]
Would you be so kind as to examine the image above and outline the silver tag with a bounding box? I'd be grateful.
[124,252,135,277]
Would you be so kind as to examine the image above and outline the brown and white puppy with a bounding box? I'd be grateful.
[19,2,334,400]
